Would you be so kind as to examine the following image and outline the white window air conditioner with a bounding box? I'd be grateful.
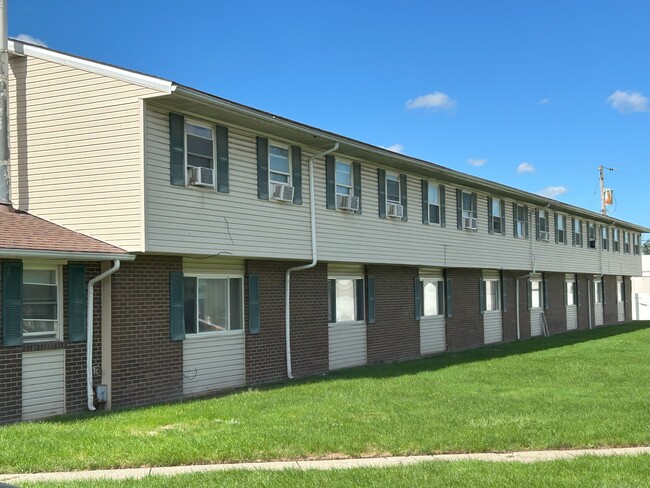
[540,231,549,241]
[337,194,360,211]
[271,182,294,202]
[188,166,214,187]
[463,216,478,230]
[387,202,403,218]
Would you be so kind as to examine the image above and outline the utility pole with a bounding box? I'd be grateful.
[598,165,615,215]
[0,0,10,205]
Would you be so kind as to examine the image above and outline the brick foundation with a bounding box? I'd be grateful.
[446,268,484,352]
[545,272,566,334]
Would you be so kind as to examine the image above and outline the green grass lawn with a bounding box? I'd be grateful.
[17,455,650,488]
[1,322,648,473]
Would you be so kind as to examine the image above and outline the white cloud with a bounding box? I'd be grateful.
[405,92,456,111]
[383,143,405,154]
[606,90,650,113]
[517,162,535,174]
[467,158,487,167]
[538,186,568,198]
[538,98,550,105]
[15,34,47,47]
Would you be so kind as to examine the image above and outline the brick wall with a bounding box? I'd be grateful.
[545,272,566,335]
[576,274,590,330]
[0,259,22,424]
[366,265,419,363]
[445,268,484,352]
[603,275,618,325]
[110,255,183,408]
[502,270,521,343]
[624,276,632,322]
[517,276,532,339]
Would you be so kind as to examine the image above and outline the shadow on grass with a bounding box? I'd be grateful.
[42,320,650,425]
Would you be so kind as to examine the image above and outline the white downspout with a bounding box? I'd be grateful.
[285,142,339,379]
[87,260,121,411]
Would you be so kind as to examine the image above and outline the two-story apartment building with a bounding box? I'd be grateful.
[1,39,647,423]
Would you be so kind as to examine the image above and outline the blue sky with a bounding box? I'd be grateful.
[9,0,650,236]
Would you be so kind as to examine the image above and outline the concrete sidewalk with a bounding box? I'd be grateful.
[1,446,648,484]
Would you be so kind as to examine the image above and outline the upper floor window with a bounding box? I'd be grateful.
[623,232,630,253]
[633,234,640,255]
[386,173,401,204]
[573,219,583,247]
[335,160,352,197]
[419,278,445,317]
[556,214,567,244]
[601,226,609,251]
[328,277,365,323]
[514,204,527,238]
[184,276,243,334]
[457,190,478,231]
[185,120,215,187]
[269,143,291,185]
[537,210,549,241]
[23,267,61,341]
[428,184,441,224]
[587,222,597,249]
[489,197,504,235]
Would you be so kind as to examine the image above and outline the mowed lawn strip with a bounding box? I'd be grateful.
[17,455,650,488]
[1,322,648,473]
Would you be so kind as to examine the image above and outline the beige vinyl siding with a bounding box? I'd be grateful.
[566,305,578,330]
[594,302,604,326]
[22,349,65,421]
[182,332,245,396]
[8,56,161,251]
[483,312,503,344]
[530,310,543,337]
[617,301,625,322]
[183,257,245,275]
[144,103,642,274]
[328,322,367,371]
[420,316,446,355]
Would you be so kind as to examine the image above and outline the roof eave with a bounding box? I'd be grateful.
[0,249,136,261]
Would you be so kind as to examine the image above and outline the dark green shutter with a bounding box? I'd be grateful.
[325,155,336,209]
[169,112,185,186]
[500,199,506,235]
[579,220,584,247]
[414,278,421,320]
[377,169,386,218]
[501,272,508,312]
[575,274,580,306]
[400,174,408,221]
[367,276,375,324]
[256,137,269,200]
[328,279,336,323]
[572,218,576,246]
[512,202,517,237]
[68,264,87,343]
[487,196,493,234]
[353,162,362,214]
[216,125,229,193]
[440,185,446,227]
[437,280,445,315]
[248,274,260,334]
[456,189,463,229]
[527,279,532,310]
[524,206,529,239]
[563,278,568,306]
[555,213,559,243]
[421,179,429,225]
[535,212,540,240]
[355,279,365,321]
[601,276,606,305]
[169,271,185,341]
[543,274,549,309]
[2,261,23,346]
[291,145,302,205]
[479,278,486,315]
[444,270,453,318]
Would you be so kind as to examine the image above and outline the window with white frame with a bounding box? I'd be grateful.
[557,214,566,244]
[23,267,61,341]
[491,198,502,234]
[184,276,243,334]
[601,226,608,251]
[574,219,582,246]
[335,160,353,197]
[461,191,473,221]
[268,142,291,185]
[484,279,501,312]
[386,173,401,204]
[515,204,526,238]
[587,222,596,249]
[566,279,576,306]
[419,278,444,316]
[623,231,630,253]
[617,278,624,303]
[593,279,603,304]
[538,210,549,240]
[613,228,620,252]
[328,277,365,323]
[185,120,215,186]
[428,184,441,224]
[530,279,543,309]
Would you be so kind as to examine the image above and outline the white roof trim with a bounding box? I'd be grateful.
[0,249,135,261]
[8,40,174,94]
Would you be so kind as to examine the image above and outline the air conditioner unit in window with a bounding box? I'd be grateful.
[270,182,294,202]
[337,194,359,211]
[540,231,549,241]
[463,216,478,230]
[387,202,403,218]
[188,166,214,187]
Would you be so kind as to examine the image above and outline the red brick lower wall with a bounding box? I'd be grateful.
[366,265,420,363]
[446,268,484,352]
[545,272,567,334]
[110,255,183,408]
[576,275,591,330]
[603,276,618,325]
[501,270,520,343]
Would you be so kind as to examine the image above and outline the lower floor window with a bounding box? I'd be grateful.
[617,279,625,303]
[530,279,543,309]
[593,280,603,304]
[23,268,60,340]
[184,276,243,334]
[420,278,444,316]
[484,279,500,311]
[566,280,576,306]
[328,278,365,323]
